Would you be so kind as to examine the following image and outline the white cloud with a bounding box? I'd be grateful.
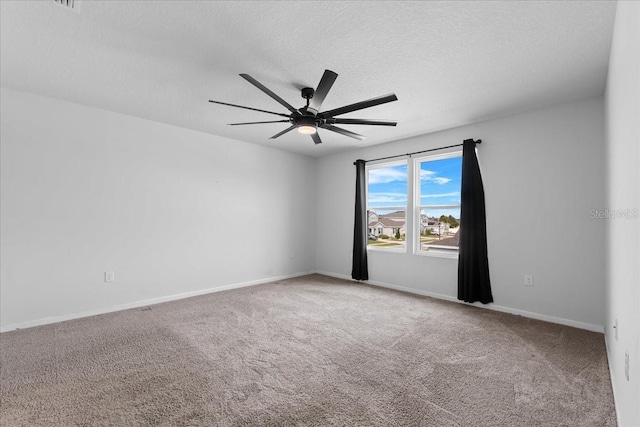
[368,192,407,204]
[420,169,452,185]
[369,167,407,184]
[432,177,452,184]
[420,192,460,199]
[420,170,436,179]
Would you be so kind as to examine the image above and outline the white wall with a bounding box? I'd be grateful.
[316,96,606,330]
[0,88,316,329]
[604,1,640,425]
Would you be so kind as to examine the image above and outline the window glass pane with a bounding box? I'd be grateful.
[367,163,407,208]
[418,207,460,250]
[419,156,462,207]
[367,209,406,249]
[417,154,462,254]
[367,163,407,250]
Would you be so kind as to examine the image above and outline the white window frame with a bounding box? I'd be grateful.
[365,160,408,253]
[413,151,462,259]
[365,150,461,258]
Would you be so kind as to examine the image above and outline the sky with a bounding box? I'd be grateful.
[367,156,462,219]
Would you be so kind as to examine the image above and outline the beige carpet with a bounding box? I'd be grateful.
[0,274,616,426]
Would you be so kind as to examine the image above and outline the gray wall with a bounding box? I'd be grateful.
[604,1,640,425]
[316,96,606,331]
[1,88,317,328]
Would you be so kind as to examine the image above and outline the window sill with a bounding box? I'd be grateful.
[367,246,407,254]
[414,250,459,260]
[367,246,458,259]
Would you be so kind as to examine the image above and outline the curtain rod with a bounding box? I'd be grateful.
[354,139,481,165]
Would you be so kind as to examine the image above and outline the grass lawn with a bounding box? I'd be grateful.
[368,241,403,247]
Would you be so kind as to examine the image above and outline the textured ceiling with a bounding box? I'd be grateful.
[1,1,617,157]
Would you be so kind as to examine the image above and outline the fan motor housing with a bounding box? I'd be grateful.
[295,115,319,127]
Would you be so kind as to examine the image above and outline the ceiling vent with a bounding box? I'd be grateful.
[51,0,81,12]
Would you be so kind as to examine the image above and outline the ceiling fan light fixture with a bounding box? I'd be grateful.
[297,124,317,134]
[296,116,317,134]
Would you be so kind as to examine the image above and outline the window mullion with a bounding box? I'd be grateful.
[406,159,414,254]
[414,157,422,255]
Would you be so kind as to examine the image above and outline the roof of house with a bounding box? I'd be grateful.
[377,217,405,227]
[369,210,406,227]
[380,211,405,219]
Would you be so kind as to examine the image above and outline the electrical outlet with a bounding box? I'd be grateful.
[614,318,618,341]
[104,271,115,283]
[625,351,629,381]
[524,274,534,286]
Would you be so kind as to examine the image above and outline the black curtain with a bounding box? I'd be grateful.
[351,159,369,281]
[458,139,493,303]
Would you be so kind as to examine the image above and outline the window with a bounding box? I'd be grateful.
[415,152,462,256]
[366,161,407,250]
[366,151,462,257]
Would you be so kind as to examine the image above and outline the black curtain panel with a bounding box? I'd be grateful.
[458,139,493,303]
[351,159,369,281]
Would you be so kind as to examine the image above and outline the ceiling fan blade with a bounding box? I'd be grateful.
[240,74,298,114]
[229,120,290,126]
[311,132,322,145]
[320,124,366,140]
[329,118,397,126]
[269,125,296,139]
[308,69,338,114]
[209,100,290,118]
[319,93,398,118]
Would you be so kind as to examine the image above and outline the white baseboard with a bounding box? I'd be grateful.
[604,334,622,427]
[2,270,604,335]
[0,271,314,333]
[315,270,605,333]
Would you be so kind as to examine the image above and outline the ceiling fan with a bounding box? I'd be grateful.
[208,70,398,145]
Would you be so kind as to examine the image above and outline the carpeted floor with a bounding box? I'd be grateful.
[0,274,616,426]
